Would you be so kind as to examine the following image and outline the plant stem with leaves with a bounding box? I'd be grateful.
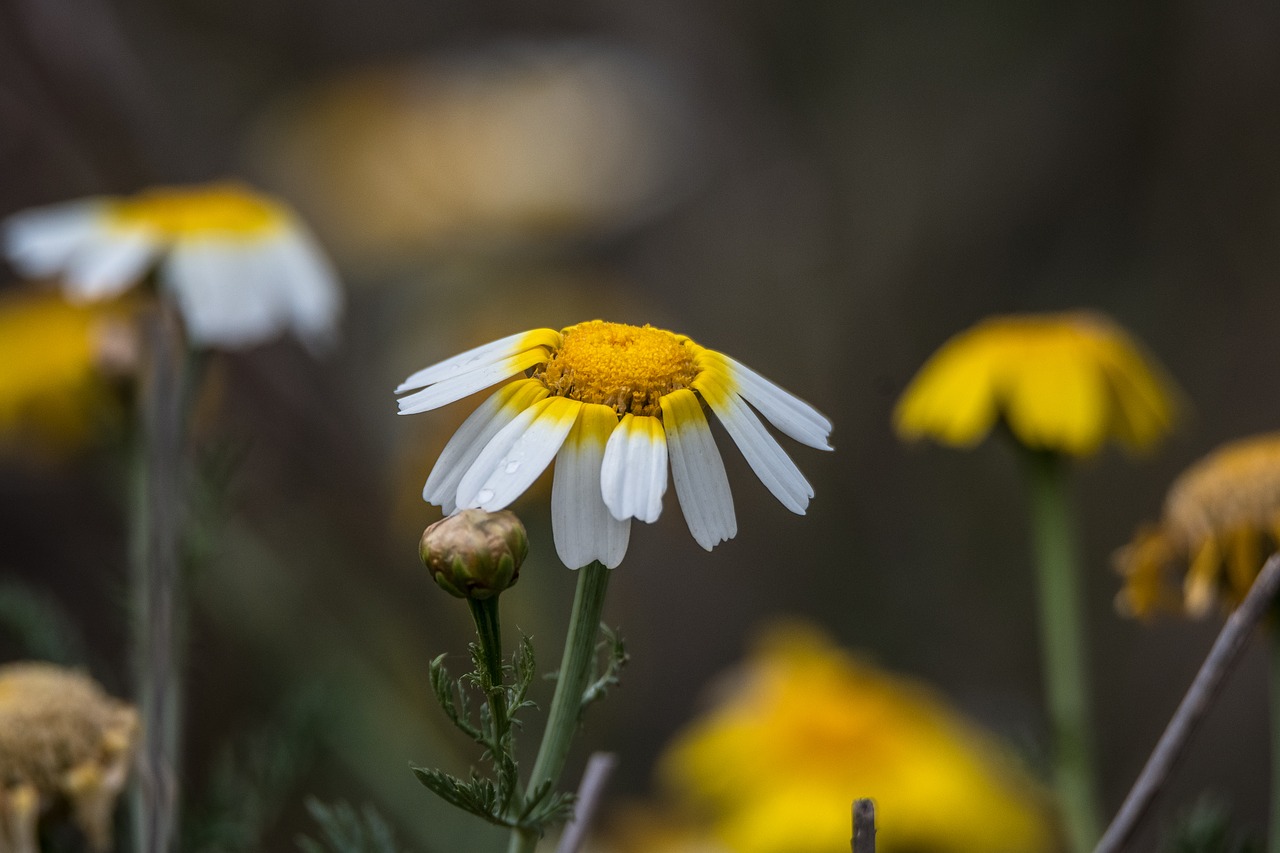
[508,561,612,853]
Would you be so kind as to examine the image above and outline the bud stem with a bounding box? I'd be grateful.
[508,561,611,853]
[466,595,517,809]
[1024,449,1102,853]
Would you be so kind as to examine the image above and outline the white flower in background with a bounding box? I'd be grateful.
[3,182,342,350]
[397,320,832,569]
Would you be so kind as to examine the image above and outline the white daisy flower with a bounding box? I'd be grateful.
[397,321,833,569]
[2,182,342,351]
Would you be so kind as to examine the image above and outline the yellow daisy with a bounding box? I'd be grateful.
[3,182,341,350]
[1116,432,1280,618]
[0,291,132,449]
[657,623,1053,853]
[396,320,832,568]
[895,311,1176,456]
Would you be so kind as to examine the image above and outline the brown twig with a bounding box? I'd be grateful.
[555,753,618,853]
[852,798,876,853]
[1093,552,1280,853]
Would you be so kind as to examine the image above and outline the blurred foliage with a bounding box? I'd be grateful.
[186,691,325,853]
[296,800,404,853]
[0,578,88,665]
[1164,798,1261,853]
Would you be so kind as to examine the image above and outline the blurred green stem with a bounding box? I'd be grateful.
[130,304,189,853]
[1024,450,1101,853]
[508,561,610,853]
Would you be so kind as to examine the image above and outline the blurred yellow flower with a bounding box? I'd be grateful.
[252,42,693,261]
[1117,433,1280,619]
[657,624,1055,853]
[895,312,1176,456]
[3,182,341,351]
[0,662,139,852]
[0,291,132,450]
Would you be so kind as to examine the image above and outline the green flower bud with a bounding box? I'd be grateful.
[419,509,527,599]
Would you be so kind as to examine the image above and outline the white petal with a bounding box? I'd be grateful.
[714,353,833,451]
[62,228,159,301]
[423,379,548,514]
[164,241,282,348]
[397,348,550,415]
[699,376,813,514]
[457,396,581,511]
[552,404,631,568]
[3,201,106,277]
[396,329,561,393]
[601,414,668,523]
[661,389,736,550]
[268,226,344,351]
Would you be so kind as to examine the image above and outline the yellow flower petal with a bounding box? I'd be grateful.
[896,312,1178,457]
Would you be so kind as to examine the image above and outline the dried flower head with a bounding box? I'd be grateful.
[1117,433,1280,618]
[0,663,138,852]
[895,311,1177,457]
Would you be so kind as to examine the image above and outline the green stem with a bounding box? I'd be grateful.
[467,596,517,810]
[507,561,611,853]
[130,305,189,853]
[1269,626,1280,853]
[1024,450,1102,853]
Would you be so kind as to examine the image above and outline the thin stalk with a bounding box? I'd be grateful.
[466,596,517,812]
[508,561,611,853]
[1095,553,1280,853]
[130,305,188,853]
[1271,624,1280,853]
[1024,450,1102,853]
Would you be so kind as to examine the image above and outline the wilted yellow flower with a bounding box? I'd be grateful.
[658,624,1054,853]
[895,312,1176,456]
[1116,433,1280,619]
[0,291,133,450]
[0,662,139,852]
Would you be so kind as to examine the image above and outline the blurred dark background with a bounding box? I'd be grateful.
[2,0,1279,849]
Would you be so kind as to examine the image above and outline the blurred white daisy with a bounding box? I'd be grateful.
[397,320,832,569]
[3,182,342,350]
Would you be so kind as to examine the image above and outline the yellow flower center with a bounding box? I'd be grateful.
[106,183,285,238]
[539,321,698,417]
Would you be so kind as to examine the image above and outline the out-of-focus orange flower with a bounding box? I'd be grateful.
[645,623,1055,853]
[0,290,135,451]
[253,42,694,261]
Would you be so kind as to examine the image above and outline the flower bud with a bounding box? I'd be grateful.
[420,509,527,599]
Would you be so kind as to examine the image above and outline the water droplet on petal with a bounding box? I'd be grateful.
[477,488,495,504]
[504,461,520,474]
